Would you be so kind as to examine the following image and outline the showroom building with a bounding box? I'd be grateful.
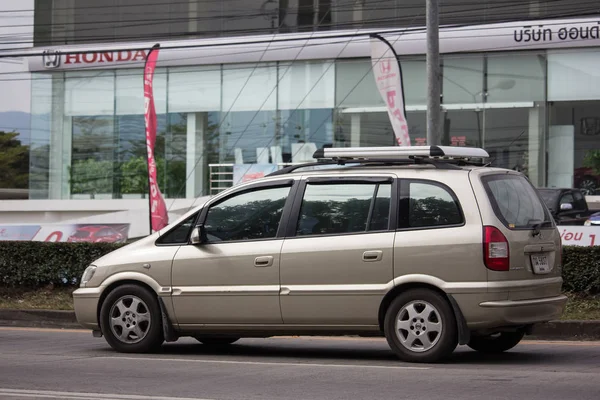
[3,10,600,238]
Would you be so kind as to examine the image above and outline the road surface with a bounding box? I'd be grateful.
[0,327,599,400]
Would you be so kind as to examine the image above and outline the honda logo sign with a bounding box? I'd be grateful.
[43,50,60,69]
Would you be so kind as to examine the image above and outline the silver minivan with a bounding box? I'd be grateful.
[73,146,567,363]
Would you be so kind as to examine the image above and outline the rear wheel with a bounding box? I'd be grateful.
[100,284,164,353]
[383,289,458,363]
[467,331,524,354]
[194,336,240,346]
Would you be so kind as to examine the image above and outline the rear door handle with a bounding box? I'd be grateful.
[362,250,383,262]
[254,256,274,267]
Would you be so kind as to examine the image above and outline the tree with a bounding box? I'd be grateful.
[584,150,600,175]
[0,131,29,189]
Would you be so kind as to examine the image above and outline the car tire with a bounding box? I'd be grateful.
[194,336,240,346]
[100,284,164,353]
[467,331,524,354]
[383,289,458,363]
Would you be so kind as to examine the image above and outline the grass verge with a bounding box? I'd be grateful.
[0,289,599,320]
[0,287,76,311]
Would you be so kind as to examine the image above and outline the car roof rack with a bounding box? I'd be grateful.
[267,146,490,177]
[312,145,489,160]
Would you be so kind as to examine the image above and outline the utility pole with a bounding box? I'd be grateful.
[426,0,440,145]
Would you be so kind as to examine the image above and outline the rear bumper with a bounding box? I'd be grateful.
[455,293,567,330]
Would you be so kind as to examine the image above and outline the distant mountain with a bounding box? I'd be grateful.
[0,111,31,145]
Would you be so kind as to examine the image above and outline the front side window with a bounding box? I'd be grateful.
[405,181,463,228]
[296,182,392,236]
[204,186,290,242]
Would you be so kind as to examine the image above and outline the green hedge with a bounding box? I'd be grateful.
[0,242,599,294]
[562,246,600,295]
[0,242,124,288]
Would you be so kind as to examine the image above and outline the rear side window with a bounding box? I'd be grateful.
[482,174,551,229]
[402,181,463,228]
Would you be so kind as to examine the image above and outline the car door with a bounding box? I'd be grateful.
[279,175,397,325]
[171,179,298,325]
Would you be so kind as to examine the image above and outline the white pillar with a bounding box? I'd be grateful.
[48,75,65,199]
[548,125,575,188]
[528,104,545,187]
[186,113,206,198]
[351,114,361,147]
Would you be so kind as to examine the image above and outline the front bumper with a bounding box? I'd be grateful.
[72,287,102,330]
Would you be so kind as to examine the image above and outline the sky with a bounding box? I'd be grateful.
[0,0,34,113]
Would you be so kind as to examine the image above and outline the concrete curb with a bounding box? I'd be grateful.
[1,309,600,340]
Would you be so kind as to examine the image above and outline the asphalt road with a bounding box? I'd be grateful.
[0,327,599,400]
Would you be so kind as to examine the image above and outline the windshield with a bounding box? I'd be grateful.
[482,174,552,229]
[537,189,560,211]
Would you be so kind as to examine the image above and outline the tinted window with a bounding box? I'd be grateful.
[482,175,551,229]
[408,182,463,228]
[560,193,575,206]
[204,186,290,242]
[296,183,391,236]
[537,189,559,211]
[158,212,198,244]
[573,191,587,211]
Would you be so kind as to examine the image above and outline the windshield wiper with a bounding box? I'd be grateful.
[528,219,550,237]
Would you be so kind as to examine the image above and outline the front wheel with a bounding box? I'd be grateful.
[467,331,524,354]
[194,337,240,346]
[100,284,164,353]
[383,289,458,363]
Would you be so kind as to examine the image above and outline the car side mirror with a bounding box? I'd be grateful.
[190,224,208,245]
[560,203,573,211]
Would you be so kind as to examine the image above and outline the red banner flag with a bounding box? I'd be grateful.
[143,44,168,232]
[370,34,410,146]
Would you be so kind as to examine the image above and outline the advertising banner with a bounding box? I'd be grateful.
[0,224,130,243]
[370,34,410,146]
[557,225,600,246]
[143,44,169,232]
[233,164,278,186]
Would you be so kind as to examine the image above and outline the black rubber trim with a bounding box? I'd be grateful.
[158,297,179,342]
[313,148,325,159]
[430,145,445,157]
[446,294,470,345]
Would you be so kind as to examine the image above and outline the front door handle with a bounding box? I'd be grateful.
[254,256,274,267]
[362,250,383,262]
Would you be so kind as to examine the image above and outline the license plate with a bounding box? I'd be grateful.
[531,254,550,274]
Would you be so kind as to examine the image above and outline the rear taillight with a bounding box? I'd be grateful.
[483,226,510,271]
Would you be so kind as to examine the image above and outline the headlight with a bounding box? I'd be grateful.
[80,265,97,287]
[584,220,591,226]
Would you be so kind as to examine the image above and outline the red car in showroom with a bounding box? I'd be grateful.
[67,225,125,243]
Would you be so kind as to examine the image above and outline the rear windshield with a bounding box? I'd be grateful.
[481,174,551,229]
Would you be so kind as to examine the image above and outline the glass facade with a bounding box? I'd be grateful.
[34,0,597,46]
[26,48,600,200]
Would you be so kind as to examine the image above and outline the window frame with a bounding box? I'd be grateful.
[195,178,299,244]
[155,210,200,246]
[397,178,465,231]
[285,175,398,239]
